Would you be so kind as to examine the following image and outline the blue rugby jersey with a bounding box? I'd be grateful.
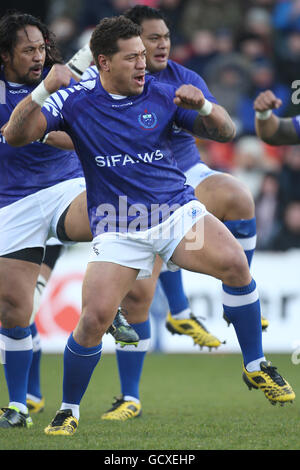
[82,62,218,173]
[292,115,300,138]
[0,67,83,209]
[41,75,198,236]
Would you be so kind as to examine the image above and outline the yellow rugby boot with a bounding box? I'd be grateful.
[27,397,45,413]
[243,361,295,405]
[44,409,78,436]
[261,315,269,331]
[166,312,222,350]
[101,396,142,421]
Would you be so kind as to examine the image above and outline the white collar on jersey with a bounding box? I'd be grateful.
[7,81,25,87]
[109,93,128,100]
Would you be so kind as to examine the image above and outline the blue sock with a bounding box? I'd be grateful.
[159,270,189,315]
[0,326,33,410]
[224,217,257,267]
[222,279,263,366]
[27,323,42,400]
[116,319,151,401]
[62,333,102,405]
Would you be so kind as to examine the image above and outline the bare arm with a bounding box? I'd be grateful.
[254,90,300,145]
[44,131,75,150]
[192,104,236,142]
[2,64,72,147]
[174,85,236,142]
[2,95,47,146]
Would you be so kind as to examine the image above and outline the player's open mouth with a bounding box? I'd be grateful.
[134,74,145,86]
[30,65,42,76]
[154,54,167,62]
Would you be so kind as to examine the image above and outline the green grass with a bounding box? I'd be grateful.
[0,353,299,450]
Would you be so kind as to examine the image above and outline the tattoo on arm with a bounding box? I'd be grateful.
[193,114,235,142]
[11,99,38,134]
[6,96,45,143]
[266,118,300,145]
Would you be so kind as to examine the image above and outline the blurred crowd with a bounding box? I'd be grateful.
[2,0,300,251]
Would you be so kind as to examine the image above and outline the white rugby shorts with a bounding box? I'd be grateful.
[159,162,219,273]
[184,162,220,189]
[0,177,86,256]
[89,200,208,279]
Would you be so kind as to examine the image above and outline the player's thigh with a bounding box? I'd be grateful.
[195,173,254,221]
[121,256,163,322]
[63,191,92,241]
[0,256,40,327]
[171,213,250,285]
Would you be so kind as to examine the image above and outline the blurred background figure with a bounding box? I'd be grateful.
[237,58,290,136]
[255,171,280,250]
[277,146,300,218]
[232,136,273,199]
[181,0,244,41]
[182,29,218,78]
[269,201,300,251]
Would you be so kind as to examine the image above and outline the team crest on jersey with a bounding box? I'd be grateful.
[138,109,158,129]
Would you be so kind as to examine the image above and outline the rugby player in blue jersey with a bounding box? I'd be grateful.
[3,16,295,435]
[80,6,269,421]
[0,11,137,430]
[122,5,270,339]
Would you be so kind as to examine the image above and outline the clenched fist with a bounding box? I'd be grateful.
[44,64,73,94]
[254,90,282,112]
[173,84,206,110]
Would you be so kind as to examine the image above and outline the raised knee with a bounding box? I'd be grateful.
[123,284,155,313]
[221,176,255,220]
[221,244,250,286]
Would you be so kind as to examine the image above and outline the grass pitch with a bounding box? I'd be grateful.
[0,353,299,450]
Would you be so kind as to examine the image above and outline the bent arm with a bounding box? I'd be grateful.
[255,114,300,146]
[253,89,300,145]
[174,84,236,143]
[192,103,236,142]
[2,95,47,146]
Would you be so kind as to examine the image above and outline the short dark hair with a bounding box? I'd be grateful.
[90,16,141,69]
[124,5,167,26]
[0,10,63,68]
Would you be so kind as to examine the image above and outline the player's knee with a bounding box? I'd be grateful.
[80,305,113,339]
[220,243,250,286]
[123,285,154,313]
[223,178,255,220]
[0,294,33,328]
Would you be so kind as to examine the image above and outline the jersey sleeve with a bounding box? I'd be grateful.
[81,65,98,82]
[41,89,71,134]
[174,106,199,133]
[164,81,202,132]
[292,115,300,138]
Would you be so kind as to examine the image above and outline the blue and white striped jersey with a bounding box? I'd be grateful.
[82,60,218,173]
[41,75,198,236]
[0,67,83,209]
